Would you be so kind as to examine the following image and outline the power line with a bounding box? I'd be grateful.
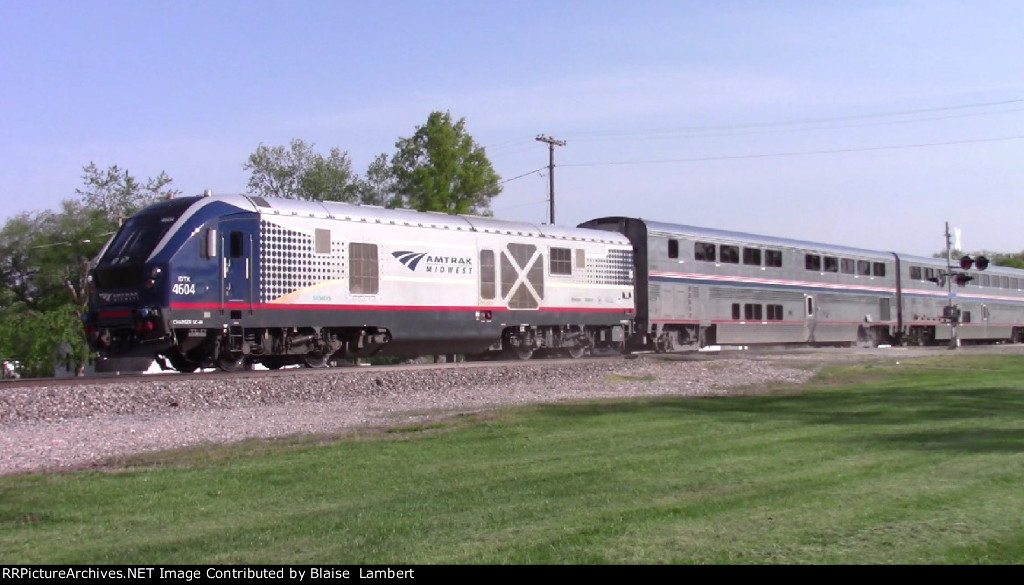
[564,98,1024,142]
[566,107,1024,143]
[500,166,547,184]
[559,135,1024,168]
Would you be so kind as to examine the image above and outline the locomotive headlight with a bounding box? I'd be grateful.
[145,266,163,288]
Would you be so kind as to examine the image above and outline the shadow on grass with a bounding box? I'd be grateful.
[528,379,1024,455]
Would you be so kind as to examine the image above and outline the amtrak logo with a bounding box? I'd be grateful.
[393,251,428,271]
[97,291,139,303]
[392,251,473,275]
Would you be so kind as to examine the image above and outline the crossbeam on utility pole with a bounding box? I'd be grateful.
[535,134,566,224]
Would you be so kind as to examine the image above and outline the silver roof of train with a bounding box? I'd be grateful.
[638,218,896,260]
[203,194,630,244]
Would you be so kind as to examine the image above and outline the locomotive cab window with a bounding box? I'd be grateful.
[229,231,244,258]
[550,247,572,275]
[349,243,379,295]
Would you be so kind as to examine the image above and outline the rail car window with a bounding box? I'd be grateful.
[229,231,244,259]
[824,256,839,273]
[767,304,784,320]
[805,254,821,271]
[349,243,379,294]
[857,260,871,276]
[743,247,761,266]
[550,247,572,275]
[981,274,990,287]
[694,242,716,262]
[873,262,886,277]
[910,266,922,280]
[668,239,679,259]
[744,303,763,320]
[1002,276,1010,288]
[1013,278,1020,290]
[880,298,891,321]
[765,249,782,268]
[720,245,739,264]
[732,303,741,320]
[480,250,495,299]
[841,258,855,274]
[962,311,971,323]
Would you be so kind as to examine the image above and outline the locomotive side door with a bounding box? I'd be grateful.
[219,219,255,315]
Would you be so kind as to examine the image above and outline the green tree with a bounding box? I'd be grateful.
[244,139,364,202]
[390,111,502,214]
[360,153,400,207]
[76,162,176,224]
[0,164,177,376]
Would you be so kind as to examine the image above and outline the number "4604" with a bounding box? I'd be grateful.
[172,283,196,295]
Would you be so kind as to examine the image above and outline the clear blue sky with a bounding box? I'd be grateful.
[1,0,1022,256]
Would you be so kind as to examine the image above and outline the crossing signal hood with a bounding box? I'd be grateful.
[954,254,989,286]
[959,255,990,270]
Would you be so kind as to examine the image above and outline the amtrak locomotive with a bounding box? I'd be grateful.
[83,193,1024,372]
[83,193,636,372]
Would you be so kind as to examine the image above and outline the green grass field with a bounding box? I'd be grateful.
[2,354,1024,564]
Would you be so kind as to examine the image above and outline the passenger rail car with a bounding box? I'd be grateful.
[579,217,1024,351]
[898,253,1024,345]
[84,194,636,372]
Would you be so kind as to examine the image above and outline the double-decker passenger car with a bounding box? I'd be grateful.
[579,216,1024,351]
[580,217,900,351]
[898,253,1024,345]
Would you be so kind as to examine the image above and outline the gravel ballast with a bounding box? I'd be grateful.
[0,357,816,476]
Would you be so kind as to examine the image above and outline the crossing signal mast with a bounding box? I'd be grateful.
[938,222,989,348]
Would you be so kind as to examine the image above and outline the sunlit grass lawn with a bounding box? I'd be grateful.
[2,354,1024,564]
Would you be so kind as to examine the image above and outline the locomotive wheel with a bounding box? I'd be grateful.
[565,346,585,359]
[217,353,245,372]
[303,351,329,368]
[512,346,534,360]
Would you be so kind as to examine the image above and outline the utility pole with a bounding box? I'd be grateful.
[535,134,566,224]
[944,221,959,349]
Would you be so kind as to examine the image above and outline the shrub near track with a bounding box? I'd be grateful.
[1,354,1024,564]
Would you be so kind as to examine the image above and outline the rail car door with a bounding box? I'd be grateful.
[219,219,255,316]
[804,294,817,343]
